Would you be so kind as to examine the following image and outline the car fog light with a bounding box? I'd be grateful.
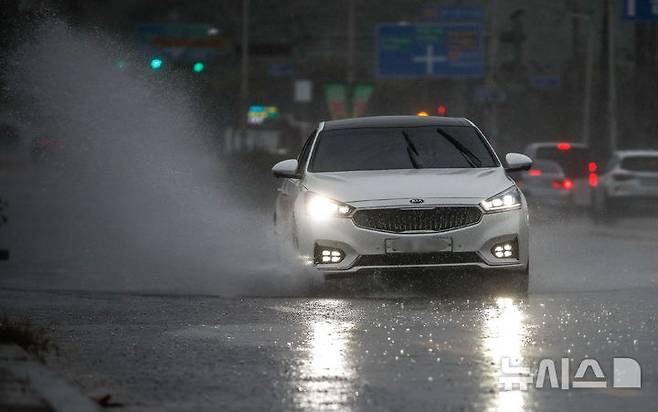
[492,242,517,259]
[315,246,345,264]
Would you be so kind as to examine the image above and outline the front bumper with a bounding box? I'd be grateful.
[295,202,529,274]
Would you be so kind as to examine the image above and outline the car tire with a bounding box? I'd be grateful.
[488,264,528,295]
[507,265,529,295]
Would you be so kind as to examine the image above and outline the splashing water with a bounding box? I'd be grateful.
[0,20,316,295]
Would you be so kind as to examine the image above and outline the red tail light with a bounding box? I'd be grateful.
[551,181,562,190]
[557,142,572,151]
[588,162,598,172]
[563,178,574,190]
[588,172,599,187]
[528,169,542,176]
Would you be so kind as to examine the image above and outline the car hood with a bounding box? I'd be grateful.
[303,168,514,203]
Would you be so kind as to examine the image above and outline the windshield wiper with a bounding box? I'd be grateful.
[435,128,482,168]
[402,131,422,169]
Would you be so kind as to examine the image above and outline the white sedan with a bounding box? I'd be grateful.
[272,116,532,289]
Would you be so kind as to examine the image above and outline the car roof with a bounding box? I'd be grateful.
[322,116,472,131]
[525,142,590,150]
[614,150,658,157]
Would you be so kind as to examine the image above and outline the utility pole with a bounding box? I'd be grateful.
[346,0,356,117]
[571,13,594,146]
[239,0,250,151]
[346,0,356,85]
[486,0,500,143]
[607,0,618,152]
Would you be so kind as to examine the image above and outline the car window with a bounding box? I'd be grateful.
[309,125,498,172]
[621,156,658,172]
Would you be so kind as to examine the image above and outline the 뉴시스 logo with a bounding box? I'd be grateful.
[409,198,425,204]
[498,357,641,390]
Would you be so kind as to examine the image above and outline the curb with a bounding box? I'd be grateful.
[0,344,100,412]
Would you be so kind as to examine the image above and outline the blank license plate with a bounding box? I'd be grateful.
[385,237,452,254]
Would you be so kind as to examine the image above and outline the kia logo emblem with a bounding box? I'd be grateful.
[409,198,424,204]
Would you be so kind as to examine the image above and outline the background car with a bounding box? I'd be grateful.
[516,159,572,207]
[593,150,658,215]
[524,142,598,208]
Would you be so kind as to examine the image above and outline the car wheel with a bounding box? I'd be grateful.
[488,264,528,295]
[507,265,529,295]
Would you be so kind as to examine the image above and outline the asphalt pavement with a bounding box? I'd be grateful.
[1,162,658,410]
[1,212,658,410]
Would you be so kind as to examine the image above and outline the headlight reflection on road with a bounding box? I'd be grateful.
[309,320,354,377]
[482,297,529,412]
[295,300,356,410]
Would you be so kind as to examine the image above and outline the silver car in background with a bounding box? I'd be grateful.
[593,150,658,214]
[516,159,572,207]
[272,116,533,289]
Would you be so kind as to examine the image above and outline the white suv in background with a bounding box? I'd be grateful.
[594,150,658,213]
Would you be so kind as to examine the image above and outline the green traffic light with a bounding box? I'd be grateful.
[193,62,205,73]
[150,58,163,70]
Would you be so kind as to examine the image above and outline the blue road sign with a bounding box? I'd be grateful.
[376,23,484,78]
[419,4,483,22]
[439,5,484,22]
[624,0,658,20]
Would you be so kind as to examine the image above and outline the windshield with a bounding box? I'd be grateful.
[621,156,658,172]
[309,126,497,172]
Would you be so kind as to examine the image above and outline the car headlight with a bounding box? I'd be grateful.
[480,186,522,213]
[305,192,353,220]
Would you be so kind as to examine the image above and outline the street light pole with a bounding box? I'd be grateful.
[347,0,356,85]
[582,17,594,146]
[607,0,618,151]
[571,13,594,146]
[486,0,500,142]
[239,0,250,151]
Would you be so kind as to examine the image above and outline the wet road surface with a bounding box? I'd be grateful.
[2,165,658,410]
[1,285,657,411]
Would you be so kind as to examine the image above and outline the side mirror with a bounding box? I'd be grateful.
[505,153,533,172]
[272,159,301,179]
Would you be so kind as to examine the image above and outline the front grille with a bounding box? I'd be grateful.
[354,252,482,267]
[352,207,482,233]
